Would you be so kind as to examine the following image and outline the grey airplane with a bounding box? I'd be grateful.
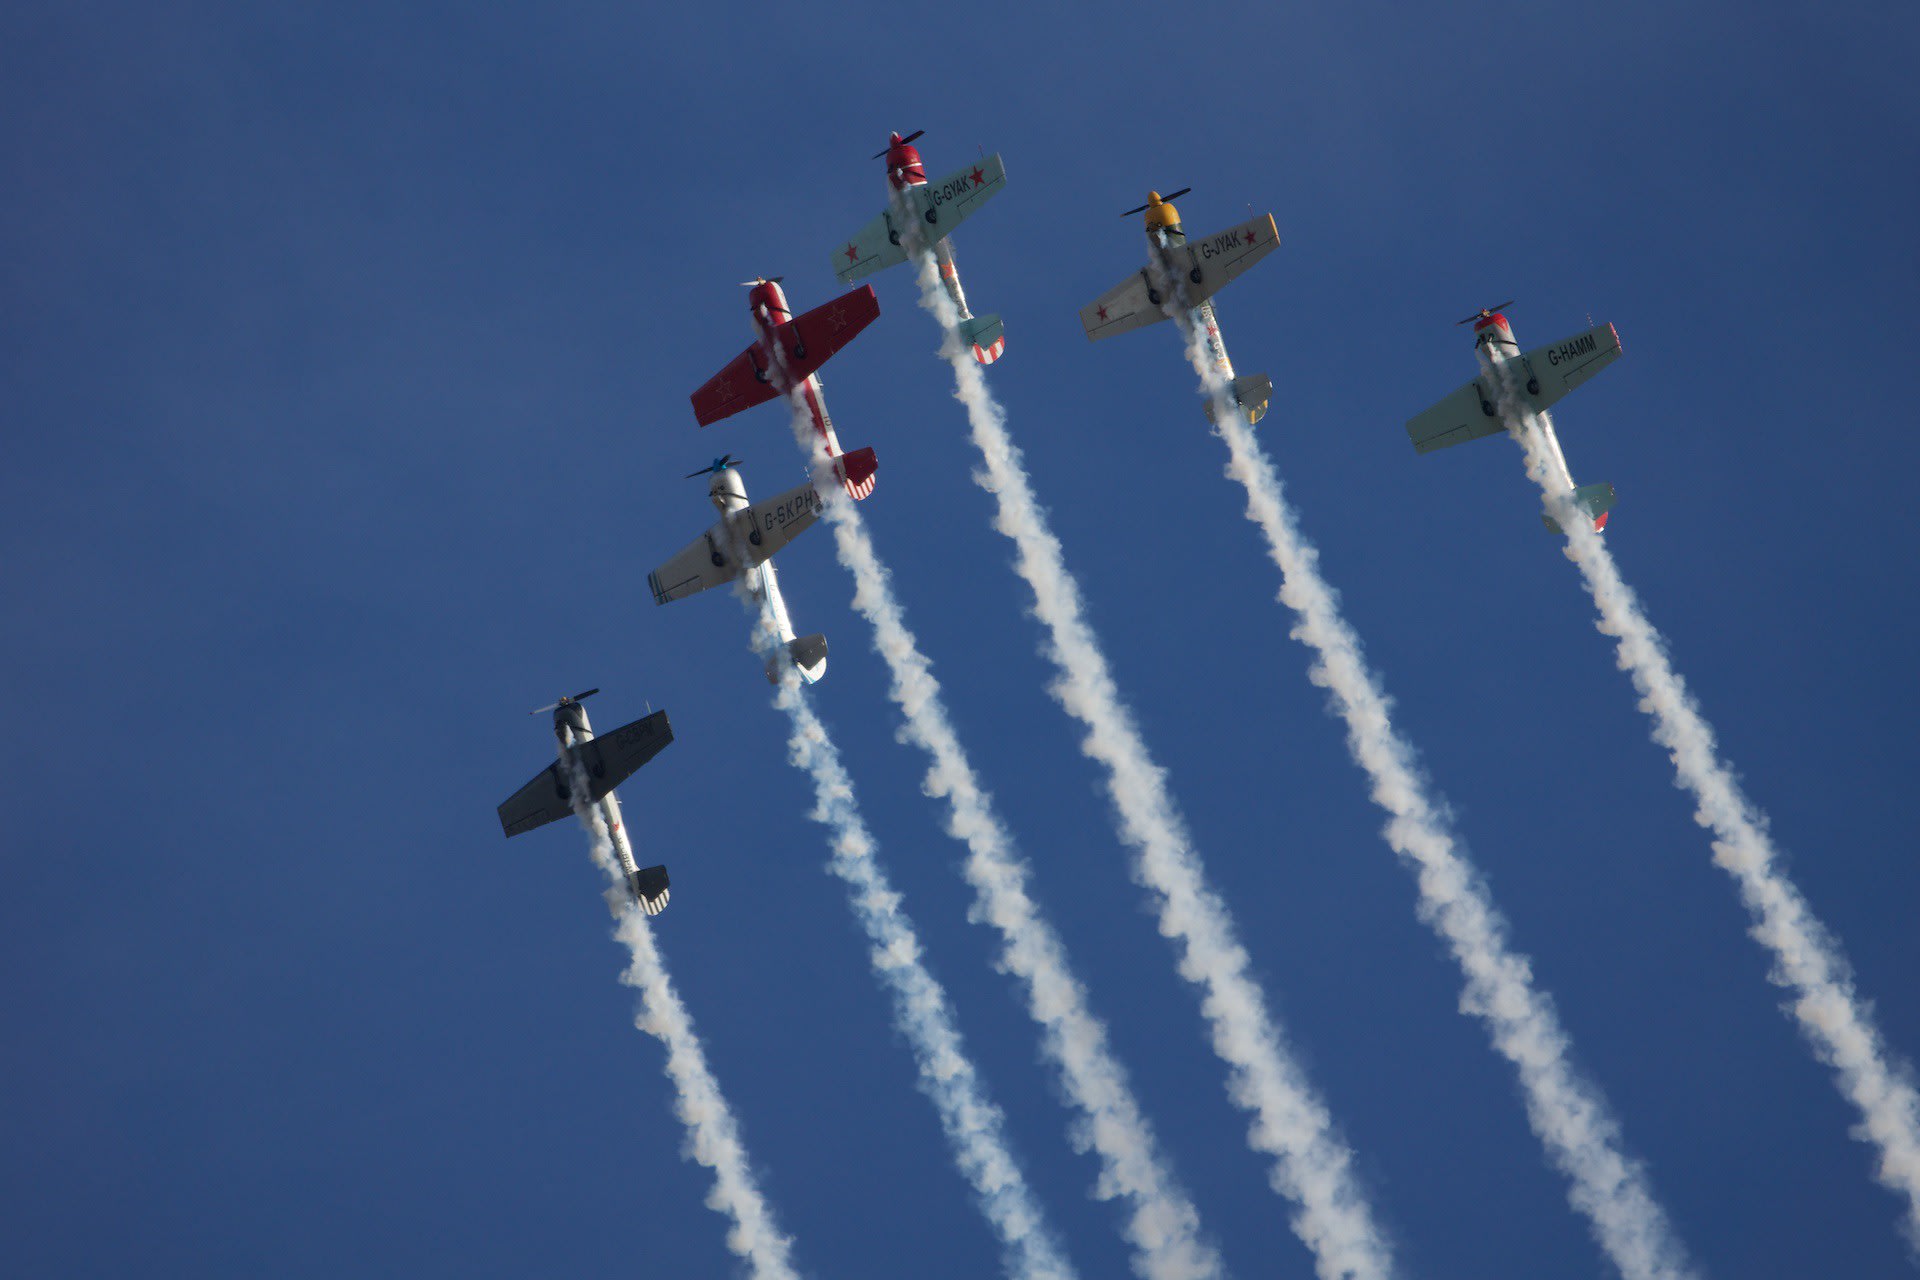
[497,690,675,914]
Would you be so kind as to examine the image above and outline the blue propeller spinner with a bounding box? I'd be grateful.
[685,454,743,480]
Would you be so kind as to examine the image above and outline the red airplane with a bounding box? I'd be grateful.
[690,277,882,500]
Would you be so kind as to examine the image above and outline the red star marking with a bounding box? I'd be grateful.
[826,305,849,332]
[1096,305,1109,322]
[969,165,986,187]
[844,242,859,263]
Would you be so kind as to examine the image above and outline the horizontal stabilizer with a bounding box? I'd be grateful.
[628,865,670,916]
[766,633,828,685]
[1203,373,1273,427]
[498,711,674,838]
[1542,482,1616,534]
[958,314,1005,365]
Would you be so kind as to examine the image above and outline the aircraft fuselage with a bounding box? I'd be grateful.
[1472,313,1578,492]
[747,280,845,468]
[551,701,646,897]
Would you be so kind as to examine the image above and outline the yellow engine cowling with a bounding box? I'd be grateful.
[1143,191,1182,233]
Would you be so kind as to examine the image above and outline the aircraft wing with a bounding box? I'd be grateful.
[736,481,825,562]
[776,285,882,385]
[497,710,674,838]
[1519,323,1622,412]
[648,520,741,605]
[832,209,909,284]
[1163,215,1280,307]
[572,710,674,803]
[910,153,1007,239]
[1079,270,1165,341]
[692,346,780,427]
[1406,379,1504,454]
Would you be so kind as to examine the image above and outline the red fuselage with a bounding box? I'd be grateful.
[883,134,927,191]
[745,279,843,460]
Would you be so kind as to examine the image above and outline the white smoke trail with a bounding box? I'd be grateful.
[747,587,1079,1280]
[565,770,800,1280]
[816,488,1223,1280]
[1181,323,1696,1280]
[902,253,1393,1280]
[1513,400,1920,1252]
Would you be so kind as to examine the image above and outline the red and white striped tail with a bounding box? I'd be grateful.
[972,336,1005,365]
[835,446,879,501]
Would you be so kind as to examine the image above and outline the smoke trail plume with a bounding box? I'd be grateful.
[747,590,1079,1280]
[1181,324,1696,1280]
[1513,400,1920,1252]
[565,771,800,1280]
[903,253,1393,1280]
[814,479,1222,1280]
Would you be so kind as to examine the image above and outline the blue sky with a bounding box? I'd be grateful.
[4,2,1917,1276]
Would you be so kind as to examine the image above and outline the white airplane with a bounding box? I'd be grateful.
[497,689,674,914]
[1406,303,1623,532]
[831,130,1008,364]
[1079,189,1280,425]
[647,455,830,684]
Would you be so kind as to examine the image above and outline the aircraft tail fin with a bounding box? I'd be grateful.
[765,634,828,686]
[834,446,878,500]
[627,865,670,916]
[958,314,1006,365]
[1203,374,1274,427]
[1542,482,1616,534]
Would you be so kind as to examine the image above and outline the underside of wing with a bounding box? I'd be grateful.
[1407,379,1505,454]
[832,210,907,284]
[780,285,881,384]
[573,710,674,803]
[497,711,675,839]
[913,153,1007,240]
[1172,214,1280,306]
[692,347,778,427]
[648,521,741,604]
[1080,271,1163,341]
[1518,323,1622,412]
[736,481,825,563]
[498,762,570,837]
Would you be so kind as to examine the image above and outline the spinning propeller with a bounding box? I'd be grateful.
[531,688,599,715]
[873,129,924,159]
[737,276,783,287]
[685,453,744,480]
[1122,188,1191,217]
[1456,300,1516,325]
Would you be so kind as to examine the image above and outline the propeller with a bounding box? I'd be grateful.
[872,129,924,159]
[1122,187,1191,217]
[737,276,784,287]
[1456,300,1515,325]
[531,688,600,715]
[685,453,743,480]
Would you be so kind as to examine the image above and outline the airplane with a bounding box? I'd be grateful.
[690,277,882,501]
[1078,189,1280,426]
[1405,303,1623,532]
[647,455,831,685]
[830,130,1009,365]
[497,689,675,915]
